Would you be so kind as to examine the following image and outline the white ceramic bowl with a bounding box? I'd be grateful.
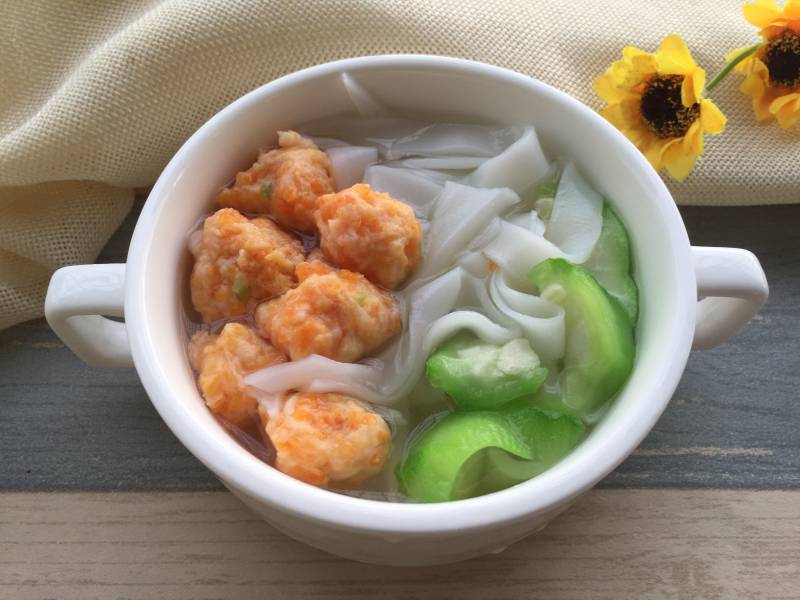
[45,56,768,566]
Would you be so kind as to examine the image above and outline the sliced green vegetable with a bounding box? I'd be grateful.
[474,402,585,495]
[232,272,250,302]
[398,411,530,503]
[531,388,583,420]
[260,181,273,200]
[501,401,585,466]
[529,258,634,416]
[397,402,585,503]
[584,204,639,323]
[426,333,548,411]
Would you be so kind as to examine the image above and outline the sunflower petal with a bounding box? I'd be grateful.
[738,57,776,121]
[622,45,650,61]
[727,45,763,76]
[642,139,670,171]
[682,120,704,156]
[700,100,727,134]
[593,72,624,103]
[743,0,783,29]
[693,68,706,101]
[770,92,800,128]
[769,91,800,110]
[663,142,699,182]
[775,105,800,128]
[628,53,659,82]
[657,34,697,74]
[783,0,800,18]
[681,69,706,106]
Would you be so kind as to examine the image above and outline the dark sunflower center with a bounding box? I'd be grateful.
[640,74,700,138]
[765,31,800,88]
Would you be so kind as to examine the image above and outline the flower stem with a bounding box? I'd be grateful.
[705,44,761,93]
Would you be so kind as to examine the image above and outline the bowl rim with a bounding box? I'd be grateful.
[126,54,695,535]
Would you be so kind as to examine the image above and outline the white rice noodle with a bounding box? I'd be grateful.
[385,156,487,170]
[308,136,351,149]
[366,404,408,434]
[489,272,565,361]
[301,117,427,152]
[415,182,521,281]
[255,392,285,420]
[509,209,547,237]
[481,220,565,291]
[456,250,492,279]
[363,165,444,218]
[467,126,550,194]
[245,268,521,406]
[386,124,520,159]
[545,161,603,263]
[326,146,379,190]
[340,73,388,117]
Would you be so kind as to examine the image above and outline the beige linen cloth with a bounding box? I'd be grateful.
[1,0,797,330]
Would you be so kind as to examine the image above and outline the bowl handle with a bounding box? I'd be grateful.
[691,247,768,350]
[45,263,133,368]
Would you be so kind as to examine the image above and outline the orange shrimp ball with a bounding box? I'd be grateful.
[255,265,400,363]
[190,208,304,322]
[216,131,334,233]
[315,183,422,289]
[258,392,391,487]
[189,323,287,430]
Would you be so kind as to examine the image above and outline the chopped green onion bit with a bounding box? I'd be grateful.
[232,272,250,302]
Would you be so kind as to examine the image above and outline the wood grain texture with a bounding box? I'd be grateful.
[1,489,798,599]
[1,203,798,490]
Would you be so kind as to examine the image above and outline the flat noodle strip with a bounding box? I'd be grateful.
[363,165,444,218]
[544,161,603,263]
[481,220,565,291]
[386,123,520,159]
[467,127,550,194]
[327,146,378,190]
[384,157,487,170]
[489,272,565,361]
[415,182,520,281]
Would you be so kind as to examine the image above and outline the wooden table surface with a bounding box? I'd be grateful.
[2,202,799,599]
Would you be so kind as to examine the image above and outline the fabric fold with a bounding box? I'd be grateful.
[0,0,794,329]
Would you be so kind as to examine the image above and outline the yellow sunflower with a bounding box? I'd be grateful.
[732,0,800,128]
[594,34,727,181]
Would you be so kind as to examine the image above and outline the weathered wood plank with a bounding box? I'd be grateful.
[1,489,798,599]
[1,203,798,490]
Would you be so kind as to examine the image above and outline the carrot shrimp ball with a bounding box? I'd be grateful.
[216,130,334,233]
[315,183,422,289]
[255,266,401,363]
[189,323,287,430]
[258,392,391,487]
[190,208,304,322]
